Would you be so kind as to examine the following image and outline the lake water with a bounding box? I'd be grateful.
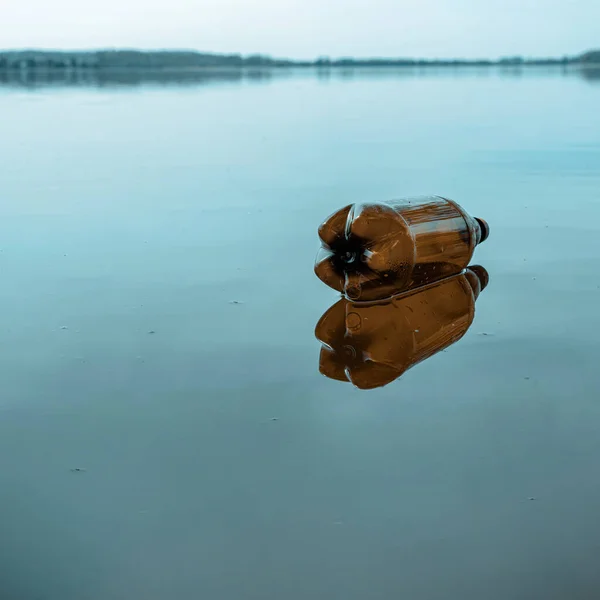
[1,67,599,599]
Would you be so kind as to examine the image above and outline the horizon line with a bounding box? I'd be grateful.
[0,47,595,62]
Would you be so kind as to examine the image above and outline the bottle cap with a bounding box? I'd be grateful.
[475,218,490,243]
[466,265,489,297]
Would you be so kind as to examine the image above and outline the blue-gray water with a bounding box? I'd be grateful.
[1,67,599,600]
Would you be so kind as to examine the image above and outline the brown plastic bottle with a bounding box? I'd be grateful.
[315,265,489,390]
[314,196,489,301]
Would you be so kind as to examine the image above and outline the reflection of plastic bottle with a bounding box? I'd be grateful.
[315,265,489,390]
[315,196,489,301]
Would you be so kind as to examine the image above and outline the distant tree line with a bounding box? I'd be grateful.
[0,49,597,70]
[579,50,600,63]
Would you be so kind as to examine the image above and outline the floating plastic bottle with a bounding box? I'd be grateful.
[315,265,489,390]
[314,196,489,301]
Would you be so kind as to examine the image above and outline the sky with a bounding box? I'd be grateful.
[2,0,598,59]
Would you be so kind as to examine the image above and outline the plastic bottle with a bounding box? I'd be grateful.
[315,265,489,390]
[314,196,489,301]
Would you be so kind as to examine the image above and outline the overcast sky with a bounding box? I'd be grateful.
[2,0,597,59]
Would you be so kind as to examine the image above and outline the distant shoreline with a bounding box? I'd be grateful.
[0,49,599,70]
[2,64,600,73]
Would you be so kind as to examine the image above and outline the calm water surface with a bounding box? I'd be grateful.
[1,68,599,599]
